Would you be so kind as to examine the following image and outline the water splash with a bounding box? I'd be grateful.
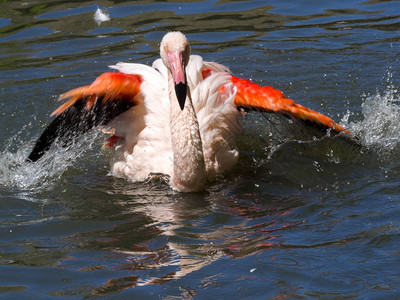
[342,80,400,153]
[0,130,103,191]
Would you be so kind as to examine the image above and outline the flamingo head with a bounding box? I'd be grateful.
[160,31,191,110]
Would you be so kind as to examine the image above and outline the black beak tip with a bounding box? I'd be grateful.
[175,82,187,110]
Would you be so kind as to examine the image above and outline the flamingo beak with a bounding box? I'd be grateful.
[166,50,187,110]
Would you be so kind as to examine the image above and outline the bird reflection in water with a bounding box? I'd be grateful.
[61,181,306,296]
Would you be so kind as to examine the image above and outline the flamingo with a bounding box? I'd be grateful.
[27,31,348,192]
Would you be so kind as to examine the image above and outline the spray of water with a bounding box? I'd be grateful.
[0,130,103,191]
[342,79,400,154]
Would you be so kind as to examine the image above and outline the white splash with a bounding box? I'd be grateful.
[342,82,400,152]
[94,7,110,26]
[0,131,102,192]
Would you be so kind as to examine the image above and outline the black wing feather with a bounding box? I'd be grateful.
[27,97,135,162]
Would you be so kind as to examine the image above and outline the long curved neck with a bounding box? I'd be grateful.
[169,74,206,192]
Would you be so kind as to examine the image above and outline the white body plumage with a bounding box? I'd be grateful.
[108,55,241,191]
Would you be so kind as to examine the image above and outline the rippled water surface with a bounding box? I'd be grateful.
[1,0,400,298]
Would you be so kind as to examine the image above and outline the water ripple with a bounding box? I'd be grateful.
[1,0,400,298]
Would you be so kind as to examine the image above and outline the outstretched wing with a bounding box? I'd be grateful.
[231,76,349,134]
[27,72,142,162]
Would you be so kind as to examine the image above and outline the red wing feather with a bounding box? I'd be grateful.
[231,76,348,134]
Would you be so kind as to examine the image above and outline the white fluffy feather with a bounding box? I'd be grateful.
[94,7,110,26]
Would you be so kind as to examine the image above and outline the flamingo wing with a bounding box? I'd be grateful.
[231,76,348,134]
[27,72,142,162]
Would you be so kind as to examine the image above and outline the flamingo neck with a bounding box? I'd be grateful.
[168,75,206,192]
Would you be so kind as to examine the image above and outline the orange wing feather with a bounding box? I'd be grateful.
[52,72,142,116]
[27,72,142,162]
[230,76,348,134]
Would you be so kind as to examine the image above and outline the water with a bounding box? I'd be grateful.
[1,0,400,298]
